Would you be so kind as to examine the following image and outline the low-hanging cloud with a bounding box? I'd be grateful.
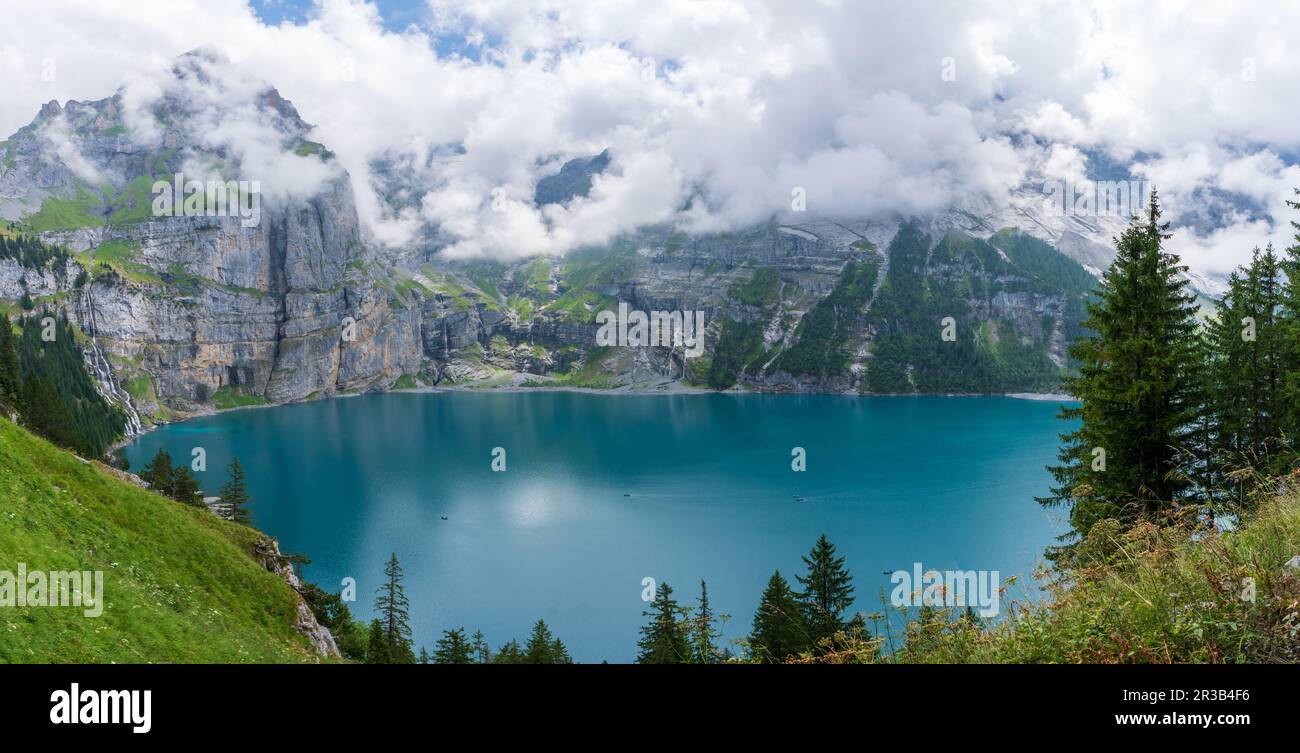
[2,0,1299,276]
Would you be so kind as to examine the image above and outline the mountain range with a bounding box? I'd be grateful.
[0,51,1179,438]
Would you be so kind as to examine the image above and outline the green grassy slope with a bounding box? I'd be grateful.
[0,418,325,663]
[825,489,1300,664]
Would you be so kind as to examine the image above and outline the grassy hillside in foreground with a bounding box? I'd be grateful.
[0,418,325,662]
[828,490,1300,664]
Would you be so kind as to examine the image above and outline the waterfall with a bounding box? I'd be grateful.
[80,285,142,436]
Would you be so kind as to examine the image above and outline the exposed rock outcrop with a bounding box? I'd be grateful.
[253,538,341,661]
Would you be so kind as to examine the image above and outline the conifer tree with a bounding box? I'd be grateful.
[15,312,123,457]
[689,579,721,664]
[523,619,554,663]
[20,373,78,449]
[470,629,491,663]
[168,463,202,505]
[1207,247,1287,507]
[418,646,430,664]
[434,627,474,664]
[521,619,571,663]
[140,448,173,492]
[219,457,252,524]
[494,639,525,664]
[1248,246,1285,452]
[796,534,855,649]
[366,619,392,664]
[1277,190,1300,442]
[0,321,20,408]
[304,587,367,661]
[636,581,690,664]
[1040,192,1205,555]
[549,637,572,664]
[373,553,415,663]
[749,570,809,663]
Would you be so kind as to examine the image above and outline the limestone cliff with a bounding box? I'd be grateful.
[0,53,1101,438]
[0,51,422,428]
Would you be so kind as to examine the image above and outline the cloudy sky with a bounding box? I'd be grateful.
[2,0,1299,275]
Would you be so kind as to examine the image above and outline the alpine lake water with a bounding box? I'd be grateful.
[125,391,1073,662]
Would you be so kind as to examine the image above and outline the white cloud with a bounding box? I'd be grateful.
[41,113,104,184]
[1,0,1299,273]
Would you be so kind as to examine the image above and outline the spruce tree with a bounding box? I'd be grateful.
[15,312,124,457]
[1040,191,1204,555]
[1277,191,1300,445]
[1207,247,1287,508]
[689,579,721,664]
[494,639,525,664]
[418,646,430,664]
[549,637,572,664]
[168,464,202,505]
[636,581,690,664]
[304,587,366,661]
[140,448,173,492]
[523,619,553,663]
[750,570,809,663]
[796,534,855,649]
[0,321,20,408]
[522,619,572,663]
[1248,246,1285,453]
[470,629,491,663]
[219,457,252,524]
[434,627,474,664]
[366,619,392,664]
[20,373,78,449]
[373,553,415,663]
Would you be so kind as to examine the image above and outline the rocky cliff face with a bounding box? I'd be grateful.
[0,52,423,428]
[253,537,341,661]
[411,217,1092,395]
[0,55,1102,440]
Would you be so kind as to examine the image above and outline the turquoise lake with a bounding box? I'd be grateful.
[124,392,1073,662]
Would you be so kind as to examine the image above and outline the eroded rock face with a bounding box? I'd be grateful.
[0,51,1102,422]
[407,217,1092,394]
[254,538,341,662]
[0,55,427,422]
[52,173,426,412]
[0,258,78,298]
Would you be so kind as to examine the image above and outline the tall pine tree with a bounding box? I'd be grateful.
[749,570,809,663]
[168,463,202,505]
[220,457,252,525]
[1278,188,1300,449]
[795,534,856,650]
[470,629,491,663]
[494,639,525,664]
[689,579,721,664]
[636,581,689,664]
[373,553,415,664]
[20,372,78,449]
[140,448,173,492]
[0,320,20,408]
[1206,246,1287,508]
[434,627,474,664]
[521,620,571,664]
[1040,191,1204,556]
[365,619,392,664]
